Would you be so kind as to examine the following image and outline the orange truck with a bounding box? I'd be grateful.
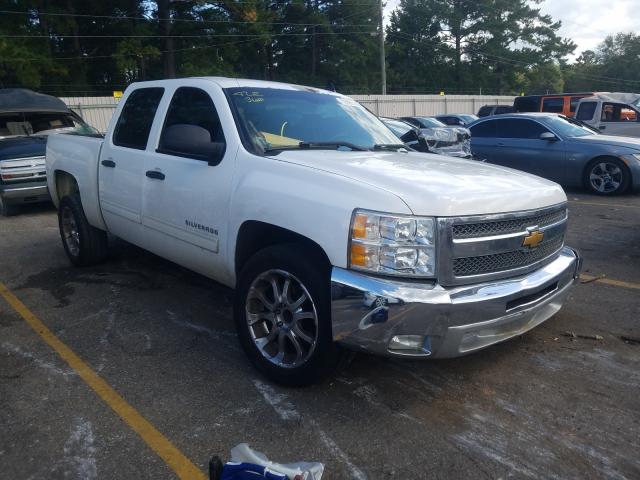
[514,93,599,117]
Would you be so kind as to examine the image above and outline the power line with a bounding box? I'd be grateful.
[0,9,377,28]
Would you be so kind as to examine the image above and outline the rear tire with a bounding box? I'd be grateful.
[0,195,19,217]
[234,244,343,386]
[58,194,108,266]
[584,158,630,195]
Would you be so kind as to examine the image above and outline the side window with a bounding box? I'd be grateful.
[493,119,518,137]
[495,106,513,114]
[509,119,549,139]
[541,97,564,113]
[113,88,164,150]
[576,102,597,121]
[477,106,492,117]
[601,102,638,122]
[160,87,225,145]
[570,96,586,113]
[470,120,496,138]
[402,117,420,127]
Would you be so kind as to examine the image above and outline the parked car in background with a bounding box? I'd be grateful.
[380,117,430,152]
[477,104,515,117]
[0,88,98,216]
[47,77,580,385]
[468,113,640,195]
[434,114,478,126]
[513,93,597,117]
[575,93,640,137]
[400,116,471,157]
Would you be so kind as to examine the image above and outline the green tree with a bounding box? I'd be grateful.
[386,0,574,94]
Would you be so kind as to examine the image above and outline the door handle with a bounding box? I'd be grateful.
[145,170,165,180]
[101,159,116,168]
[599,126,606,130]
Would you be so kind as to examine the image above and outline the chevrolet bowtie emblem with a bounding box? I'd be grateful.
[522,230,544,249]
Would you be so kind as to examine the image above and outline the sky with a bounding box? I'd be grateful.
[384,0,640,61]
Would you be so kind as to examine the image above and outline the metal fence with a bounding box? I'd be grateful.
[62,94,515,133]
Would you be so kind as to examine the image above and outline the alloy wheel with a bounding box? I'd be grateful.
[245,269,319,368]
[61,206,80,256]
[589,162,623,194]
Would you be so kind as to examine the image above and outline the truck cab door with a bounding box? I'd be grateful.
[598,102,640,137]
[99,87,165,239]
[141,84,237,282]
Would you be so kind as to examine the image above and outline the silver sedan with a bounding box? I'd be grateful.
[469,113,640,195]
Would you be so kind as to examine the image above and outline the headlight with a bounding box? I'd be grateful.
[349,210,436,277]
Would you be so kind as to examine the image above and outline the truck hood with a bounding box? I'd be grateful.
[0,135,47,161]
[269,150,566,216]
[571,134,640,150]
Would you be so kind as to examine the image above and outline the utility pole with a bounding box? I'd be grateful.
[379,0,386,95]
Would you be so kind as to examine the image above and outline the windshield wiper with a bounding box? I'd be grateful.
[264,141,367,153]
[373,143,409,151]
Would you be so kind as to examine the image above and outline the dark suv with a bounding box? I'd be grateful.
[477,104,515,117]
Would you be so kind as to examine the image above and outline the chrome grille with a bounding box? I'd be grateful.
[437,204,568,286]
[453,237,564,276]
[453,208,567,239]
[0,156,46,183]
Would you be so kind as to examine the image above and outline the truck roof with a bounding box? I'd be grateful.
[128,77,340,95]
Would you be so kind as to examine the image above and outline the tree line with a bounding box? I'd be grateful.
[0,0,638,97]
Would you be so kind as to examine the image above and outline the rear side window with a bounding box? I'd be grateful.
[541,97,564,113]
[477,106,492,117]
[576,102,597,121]
[113,88,164,149]
[495,106,514,114]
[160,87,225,145]
[470,120,496,137]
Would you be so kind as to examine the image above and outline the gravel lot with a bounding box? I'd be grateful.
[1,192,639,479]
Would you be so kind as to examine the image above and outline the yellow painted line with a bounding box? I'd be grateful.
[0,282,207,480]
[580,274,640,291]
[568,200,638,209]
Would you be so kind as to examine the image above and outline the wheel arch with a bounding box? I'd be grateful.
[53,170,80,204]
[583,155,632,193]
[234,220,331,278]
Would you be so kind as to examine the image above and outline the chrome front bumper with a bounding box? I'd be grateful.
[331,246,582,358]
[0,182,49,204]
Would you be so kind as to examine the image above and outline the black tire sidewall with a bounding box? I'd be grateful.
[584,158,630,196]
[58,195,106,266]
[234,244,341,386]
[0,195,17,216]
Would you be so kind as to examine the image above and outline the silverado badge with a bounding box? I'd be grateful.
[522,229,544,249]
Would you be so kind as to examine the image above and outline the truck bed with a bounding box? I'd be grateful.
[46,132,106,230]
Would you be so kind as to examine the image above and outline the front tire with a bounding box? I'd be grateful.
[0,195,19,217]
[584,158,629,195]
[234,244,343,386]
[58,195,108,266]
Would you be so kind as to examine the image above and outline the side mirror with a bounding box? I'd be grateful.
[540,132,558,141]
[158,124,226,165]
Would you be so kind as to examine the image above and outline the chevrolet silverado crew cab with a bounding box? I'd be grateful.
[46,78,582,385]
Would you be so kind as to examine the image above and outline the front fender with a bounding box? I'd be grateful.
[227,155,411,283]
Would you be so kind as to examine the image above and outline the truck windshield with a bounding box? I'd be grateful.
[225,87,399,153]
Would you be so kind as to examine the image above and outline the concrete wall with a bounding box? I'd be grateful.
[62,94,515,133]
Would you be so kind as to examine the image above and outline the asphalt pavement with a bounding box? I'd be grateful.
[1,192,639,479]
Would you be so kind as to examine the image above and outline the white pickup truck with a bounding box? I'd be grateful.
[46,78,582,385]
